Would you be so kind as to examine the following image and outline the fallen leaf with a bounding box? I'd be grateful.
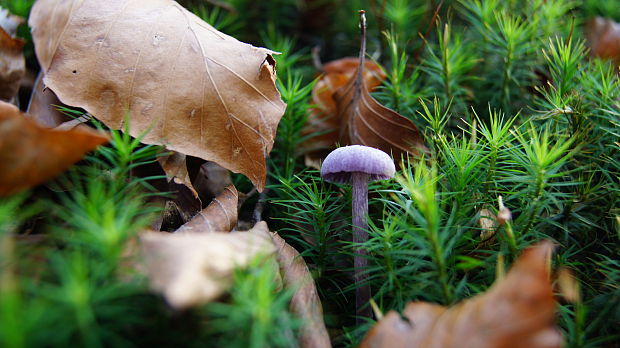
[0,26,24,102]
[309,12,426,161]
[177,184,238,233]
[26,72,72,128]
[586,17,620,61]
[360,241,562,348]
[270,232,331,348]
[140,221,277,309]
[29,0,286,191]
[301,57,386,156]
[0,101,108,196]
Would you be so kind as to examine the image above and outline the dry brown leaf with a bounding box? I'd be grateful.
[586,17,620,61]
[0,101,108,196]
[140,221,277,309]
[25,72,72,128]
[359,241,562,348]
[0,26,24,102]
[270,232,331,348]
[334,13,427,161]
[29,0,286,191]
[334,13,427,160]
[177,184,238,233]
[301,57,386,156]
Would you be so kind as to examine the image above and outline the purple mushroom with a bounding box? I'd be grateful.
[320,145,395,322]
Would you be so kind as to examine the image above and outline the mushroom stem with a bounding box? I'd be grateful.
[351,172,372,322]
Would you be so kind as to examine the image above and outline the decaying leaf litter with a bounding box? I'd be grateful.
[1,0,619,347]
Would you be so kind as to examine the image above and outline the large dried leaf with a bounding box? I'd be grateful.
[0,26,24,102]
[140,221,276,309]
[359,241,562,348]
[271,232,331,348]
[332,13,426,160]
[29,0,286,191]
[0,101,108,196]
[177,184,238,233]
[26,72,72,128]
[301,57,386,155]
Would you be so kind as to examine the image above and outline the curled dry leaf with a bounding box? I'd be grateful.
[586,17,620,61]
[303,12,426,163]
[334,13,427,161]
[270,232,331,348]
[177,184,238,233]
[301,57,386,156]
[26,72,72,128]
[0,26,24,102]
[140,221,277,310]
[0,101,108,196]
[360,241,562,348]
[29,0,286,191]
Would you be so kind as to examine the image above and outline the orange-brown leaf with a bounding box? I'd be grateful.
[0,101,108,196]
[302,58,386,155]
[334,63,427,161]
[271,232,331,348]
[306,13,427,161]
[360,241,562,348]
[29,0,286,191]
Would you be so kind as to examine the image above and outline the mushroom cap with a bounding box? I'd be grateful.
[321,145,396,184]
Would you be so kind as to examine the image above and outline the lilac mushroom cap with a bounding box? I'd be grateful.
[320,145,396,184]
